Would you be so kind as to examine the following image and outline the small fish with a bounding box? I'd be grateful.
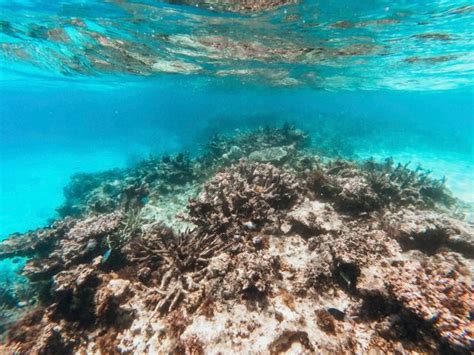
[327,308,346,321]
[84,239,97,254]
[339,270,352,288]
[102,248,112,264]
[141,196,150,205]
[243,221,257,230]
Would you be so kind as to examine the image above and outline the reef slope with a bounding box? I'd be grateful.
[0,126,473,354]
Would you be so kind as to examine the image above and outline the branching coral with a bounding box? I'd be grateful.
[125,225,232,314]
[131,153,198,188]
[363,158,456,208]
[201,124,309,169]
[58,170,124,217]
[1,126,473,354]
[189,161,301,238]
[57,154,197,218]
[306,157,456,214]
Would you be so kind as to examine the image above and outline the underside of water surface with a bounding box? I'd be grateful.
[0,1,473,354]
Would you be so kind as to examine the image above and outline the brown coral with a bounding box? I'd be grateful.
[1,126,473,354]
[189,161,301,239]
[385,256,473,350]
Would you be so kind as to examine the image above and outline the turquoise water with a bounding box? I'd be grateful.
[0,0,473,306]
[1,84,472,237]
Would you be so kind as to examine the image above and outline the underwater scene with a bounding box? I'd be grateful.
[0,0,473,353]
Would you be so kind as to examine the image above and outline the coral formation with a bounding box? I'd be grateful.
[0,125,472,354]
[306,157,456,214]
[189,162,301,238]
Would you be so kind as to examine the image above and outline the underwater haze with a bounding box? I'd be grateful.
[0,0,473,353]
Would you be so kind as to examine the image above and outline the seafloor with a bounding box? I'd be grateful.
[0,125,473,354]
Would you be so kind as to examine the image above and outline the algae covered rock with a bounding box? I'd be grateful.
[248,146,290,163]
[383,209,474,256]
[283,198,342,236]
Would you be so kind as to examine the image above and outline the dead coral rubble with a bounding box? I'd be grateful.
[189,162,301,238]
[201,124,310,169]
[56,125,309,220]
[0,126,473,354]
[306,157,456,214]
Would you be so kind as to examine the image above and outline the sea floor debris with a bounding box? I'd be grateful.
[0,125,473,354]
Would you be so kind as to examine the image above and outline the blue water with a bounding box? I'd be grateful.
[1,83,472,237]
[0,2,473,275]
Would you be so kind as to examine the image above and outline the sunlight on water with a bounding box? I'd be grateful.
[1,1,473,89]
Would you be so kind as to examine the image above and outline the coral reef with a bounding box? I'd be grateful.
[200,124,310,169]
[189,162,301,238]
[306,158,456,214]
[0,125,472,354]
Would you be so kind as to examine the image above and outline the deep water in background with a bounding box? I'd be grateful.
[1,81,472,238]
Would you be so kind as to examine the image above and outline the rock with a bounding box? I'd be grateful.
[286,199,342,237]
[95,279,133,322]
[252,235,264,248]
[385,256,474,349]
[383,209,474,257]
[222,145,242,161]
[248,146,289,163]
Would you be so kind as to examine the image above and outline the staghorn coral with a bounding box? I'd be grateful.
[57,170,124,217]
[363,158,456,208]
[57,154,198,219]
[306,160,383,213]
[1,126,473,354]
[125,225,232,314]
[201,124,310,169]
[54,125,309,221]
[189,161,301,239]
[305,157,456,214]
[131,153,199,190]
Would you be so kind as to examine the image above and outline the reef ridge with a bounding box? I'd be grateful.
[0,125,472,354]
